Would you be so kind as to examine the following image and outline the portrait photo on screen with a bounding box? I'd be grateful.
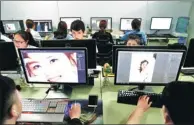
[129,52,156,82]
[21,51,78,83]
[6,24,16,31]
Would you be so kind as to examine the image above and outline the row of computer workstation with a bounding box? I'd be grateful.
[0,34,194,123]
[0,17,179,40]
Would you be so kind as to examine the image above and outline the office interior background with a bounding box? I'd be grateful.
[1,1,194,44]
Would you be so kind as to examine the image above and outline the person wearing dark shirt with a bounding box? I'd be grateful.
[0,76,82,125]
[92,20,114,44]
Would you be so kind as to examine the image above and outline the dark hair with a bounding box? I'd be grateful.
[125,34,141,45]
[162,81,194,124]
[54,21,68,39]
[15,30,39,47]
[26,19,34,32]
[131,19,141,31]
[99,20,107,31]
[70,20,85,32]
[139,60,149,72]
[0,76,16,124]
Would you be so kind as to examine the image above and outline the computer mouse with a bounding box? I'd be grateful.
[64,102,82,117]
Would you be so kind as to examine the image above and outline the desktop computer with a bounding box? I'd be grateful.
[120,18,142,31]
[115,48,185,108]
[18,48,88,85]
[33,20,53,37]
[181,39,194,75]
[0,42,19,72]
[60,17,81,30]
[41,39,97,69]
[0,20,24,34]
[91,17,112,31]
[150,17,173,30]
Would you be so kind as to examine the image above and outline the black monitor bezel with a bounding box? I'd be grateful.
[32,20,53,33]
[150,17,173,30]
[18,47,88,85]
[90,17,112,31]
[0,20,24,34]
[60,17,81,30]
[120,18,142,31]
[114,48,185,86]
[0,42,19,71]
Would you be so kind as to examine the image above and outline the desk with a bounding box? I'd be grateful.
[5,73,194,124]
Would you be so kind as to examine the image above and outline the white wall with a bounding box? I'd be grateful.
[188,2,194,41]
[1,1,192,33]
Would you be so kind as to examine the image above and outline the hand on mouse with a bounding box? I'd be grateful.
[136,95,152,112]
[69,103,81,119]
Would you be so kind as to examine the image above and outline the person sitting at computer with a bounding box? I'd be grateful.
[70,20,86,40]
[125,34,141,46]
[54,21,73,40]
[26,19,42,41]
[121,19,147,45]
[0,76,83,125]
[13,30,37,48]
[126,81,194,124]
[92,20,114,44]
[21,51,78,83]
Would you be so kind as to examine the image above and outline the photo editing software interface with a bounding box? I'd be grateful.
[2,20,21,34]
[19,49,87,84]
[60,17,81,30]
[91,17,112,30]
[34,20,53,32]
[151,17,172,30]
[116,50,183,84]
[120,18,142,30]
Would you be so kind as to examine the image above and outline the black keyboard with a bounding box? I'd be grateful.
[22,99,68,113]
[181,68,194,75]
[117,90,163,108]
[147,34,176,38]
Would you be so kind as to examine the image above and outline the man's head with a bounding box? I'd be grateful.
[162,81,194,124]
[99,20,107,31]
[26,19,35,30]
[70,20,85,40]
[126,34,141,46]
[131,19,141,31]
[0,76,22,124]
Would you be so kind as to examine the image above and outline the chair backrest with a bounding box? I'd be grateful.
[97,43,113,54]
[96,33,111,44]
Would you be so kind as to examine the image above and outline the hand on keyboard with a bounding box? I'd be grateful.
[136,96,152,112]
[69,103,81,119]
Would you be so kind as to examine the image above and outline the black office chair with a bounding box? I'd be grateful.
[96,43,113,66]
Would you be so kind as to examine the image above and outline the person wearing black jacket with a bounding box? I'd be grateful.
[0,75,82,125]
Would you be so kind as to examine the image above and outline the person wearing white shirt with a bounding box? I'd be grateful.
[25,19,42,41]
[0,33,12,42]
[13,30,37,49]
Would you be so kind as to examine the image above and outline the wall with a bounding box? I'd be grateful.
[188,2,194,42]
[1,1,192,33]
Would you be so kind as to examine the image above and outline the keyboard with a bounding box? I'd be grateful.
[181,68,194,75]
[147,34,176,38]
[22,99,68,113]
[117,90,163,108]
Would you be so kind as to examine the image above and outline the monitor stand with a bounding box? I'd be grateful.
[129,85,154,93]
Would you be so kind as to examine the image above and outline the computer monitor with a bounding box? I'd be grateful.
[120,18,142,31]
[33,20,53,32]
[18,48,88,84]
[41,39,96,69]
[112,45,187,73]
[60,17,81,30]
[0,42,19,71]
[114,48,185,86]
[150,17,173,30]
[0,20,24,34]
[91,17,112,31]
[183,39,194,68]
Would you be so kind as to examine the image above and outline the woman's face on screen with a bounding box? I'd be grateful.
[24,53,77,82]
[141,62,148,71]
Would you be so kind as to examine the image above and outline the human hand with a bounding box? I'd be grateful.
[136,95,152,112]
[69,103,81,119]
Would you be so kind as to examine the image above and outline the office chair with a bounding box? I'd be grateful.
[96,43,113,66]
